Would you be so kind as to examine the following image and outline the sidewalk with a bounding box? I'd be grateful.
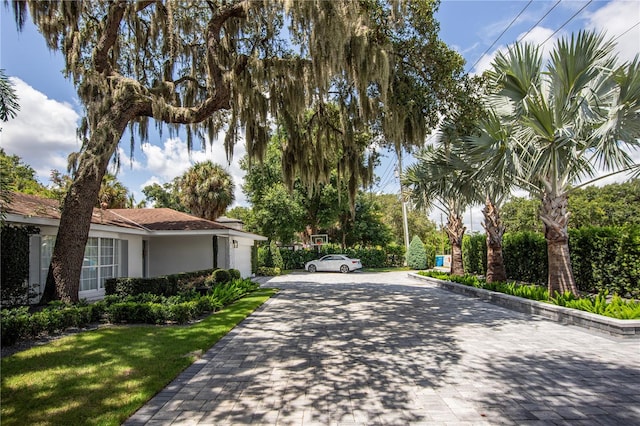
[125,272,640,425]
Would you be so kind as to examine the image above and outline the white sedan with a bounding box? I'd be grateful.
[305,254,363,273]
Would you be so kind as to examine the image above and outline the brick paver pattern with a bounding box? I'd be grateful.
[125,272,640,425]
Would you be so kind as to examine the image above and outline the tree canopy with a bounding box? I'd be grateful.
[12,0,467,302]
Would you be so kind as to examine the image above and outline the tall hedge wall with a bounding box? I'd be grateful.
[460,226,640,297]
[1,224,39,307]
[262,243,406,270]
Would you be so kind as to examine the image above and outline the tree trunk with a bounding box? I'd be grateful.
[482,197,506,283]
[445,212,465,276]
[40,104,133,303]
[540,190,578,296]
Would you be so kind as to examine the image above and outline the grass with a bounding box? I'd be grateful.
[0,288,276,426]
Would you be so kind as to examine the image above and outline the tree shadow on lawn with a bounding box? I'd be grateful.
[1,294,270,426]
[133,280,536,425]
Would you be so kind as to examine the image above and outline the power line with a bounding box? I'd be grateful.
[374,151,397,191]
[612,20,640,44]
[467,0,533,72]
[517,0,562,43]
[541,0,593,46]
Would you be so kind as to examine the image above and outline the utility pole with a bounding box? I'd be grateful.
[397,150,410,264]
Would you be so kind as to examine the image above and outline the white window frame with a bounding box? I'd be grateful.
[41,236,121,296]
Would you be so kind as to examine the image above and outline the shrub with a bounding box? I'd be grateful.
[463,233,486,275]
[168,302,198,324]
[105,269,216,297]
[257,266,281,276]
[406,236,427,270]
[270,240,284,270]
[1,225,40,308]
[212,269,231,284]
[502,232,548,284]
[228,268,241,280]
[1,302,99,346]
[0,306,30,346]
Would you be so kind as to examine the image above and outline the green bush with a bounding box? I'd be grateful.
[264,244,407,270]
[105,269,216,297]
[1,278,260,346]
[212,269,231,284]
[270,240,284,270]
[502,231,548,284]
[460,226,640,297]
[228,269,241,280]
[406,236,427,270]
[386,243,406,267]
[569,226,640,298]
[1,225,40,307]
[463,234,486,275]
[0,302,98,346]
[257,266,281,276]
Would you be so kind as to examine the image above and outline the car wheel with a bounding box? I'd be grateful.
[340,264,349,273]
[308,264,317,273]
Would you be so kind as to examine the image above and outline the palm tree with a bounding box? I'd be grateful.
[461,109,523,283]
[482,31,640,296]
[0,69,19,124]
[403,145,477,276]
[179,161,235,221]
[98,173,129,209]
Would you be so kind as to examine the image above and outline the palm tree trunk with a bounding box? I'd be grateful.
[445,212,465,275]
[540,190,579,296]
[483,196,506,283]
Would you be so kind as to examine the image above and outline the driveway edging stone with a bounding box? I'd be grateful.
[408,272,640,338]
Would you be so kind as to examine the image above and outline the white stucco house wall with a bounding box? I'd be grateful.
[3,193,266,302]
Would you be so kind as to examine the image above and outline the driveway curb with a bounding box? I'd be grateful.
[408,272,640,338]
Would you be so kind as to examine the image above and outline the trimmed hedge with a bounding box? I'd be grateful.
[1,301,104,346]
[1,225,40,308]
[1,279,259,346]
[462,234,486,276]
[104,269,229,297]
[460,226,640,297]
[268,243,406,270]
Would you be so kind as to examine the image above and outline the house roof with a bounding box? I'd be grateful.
[108,208,229,231]
[2,192,140,229]
[3,193,266,240]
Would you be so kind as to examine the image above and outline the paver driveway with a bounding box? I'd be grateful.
[125,271,640,425]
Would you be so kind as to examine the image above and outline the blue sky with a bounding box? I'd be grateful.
[1,1,639,230]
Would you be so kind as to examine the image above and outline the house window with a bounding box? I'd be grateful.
[40,235,56,286]
[41,236,120,293]
[81,238,119,291]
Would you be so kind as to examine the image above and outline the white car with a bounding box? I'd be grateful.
[305,254,363,273]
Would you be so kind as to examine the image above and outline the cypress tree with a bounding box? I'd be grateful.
[407,235,427,270]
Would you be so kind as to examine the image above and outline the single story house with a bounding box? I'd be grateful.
[3,192,267,302]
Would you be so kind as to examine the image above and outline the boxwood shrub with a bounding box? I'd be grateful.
[104,268,217,297]
[2,278,259,346]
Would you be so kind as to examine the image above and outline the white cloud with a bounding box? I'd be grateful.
[1,78,80,182]
[585,0,640,62]
[472,1,639,75]
[139,136,248,207]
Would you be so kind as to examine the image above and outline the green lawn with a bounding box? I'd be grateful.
[0,288,276,426]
